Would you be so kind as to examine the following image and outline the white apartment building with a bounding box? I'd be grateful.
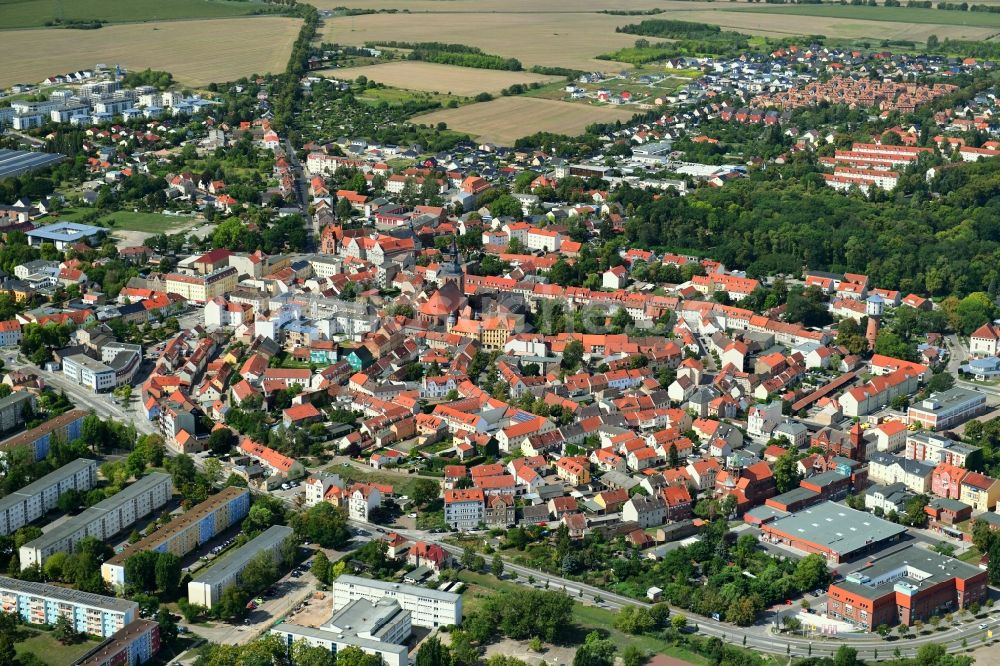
[333,575,462,628]
[188,525,293,608]
[0,575,138,638]
[0,458,97,535]
[19,473,172,570]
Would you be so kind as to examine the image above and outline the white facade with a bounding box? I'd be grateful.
[19,473,172,570]
[62,354,115,392]
[0,459,97,535]
[333,575,462,628]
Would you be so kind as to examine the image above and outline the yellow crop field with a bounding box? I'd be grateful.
[0,17,301,88]
[321,61,560,95]
[412,97,636,145]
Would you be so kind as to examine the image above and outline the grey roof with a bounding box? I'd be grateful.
[192,525,293,586]
[764,501,907,557]
[928,497,970,513]
[837,544,982,601]
[272,623,408,657]
[769,486,820,505]
[0,391,32,412]
[910,387,985,415]
[24,472,172,553]
[804,470,848,488]
[0,149,66,180]
[869,453,934,478]
[0,575,137,614]
[0,459,94,516]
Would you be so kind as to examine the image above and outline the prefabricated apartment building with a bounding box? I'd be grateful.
[0,458,96,535]
[101,486,251,589]
[19,472,172,569]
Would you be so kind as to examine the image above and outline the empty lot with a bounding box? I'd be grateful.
[412,97,636,145]
[323,61,560,95]
[0,17,301,88]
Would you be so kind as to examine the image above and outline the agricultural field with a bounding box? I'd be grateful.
[677,8,996,42]
[728,4,1000,29]
[321,61,561,96]
[412,96,636,145]
[0,0,264,29]
[0,17,301,88]
[319,12,671,71]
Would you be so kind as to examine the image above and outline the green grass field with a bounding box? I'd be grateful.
[60,208,194,233]
[356,86,469,109]
[0,0,263,29]
[14,628,99,666]
[458,570,710,665]
[727,4,1000,28]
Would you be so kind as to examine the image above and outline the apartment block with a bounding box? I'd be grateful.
[0,390,35,434]
[164,266,238,303]
[0,409,87,462]
[101,487,251,589]
[73,618,160,666]
[0,458,97,535]
[333,575,462,628]
[188,525,293,608]
[443,488,484,531]
[0,575,138,638]
[19,473,172,570]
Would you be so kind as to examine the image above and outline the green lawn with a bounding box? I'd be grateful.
[0,0,265,29]
[356,86,469,110]
[60,208,195,233]
[458,571,709,665]
[14,628,99,666]
[324,463,430,499]
[726,4,1000,28]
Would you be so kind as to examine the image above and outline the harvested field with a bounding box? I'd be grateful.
[322,61,560,95]
[728,4,1000,29]
[320,12,670,71]
[698,7,999,41]
[0,17,301,88]
[411,97,636,145]
[674,9,996,41]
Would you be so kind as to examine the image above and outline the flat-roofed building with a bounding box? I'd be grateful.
[0,575,138,638]
[0,390,34,434]
[101,487,251,589]
[63,354,116,392]
[0,458,97,535]
[758,501,907,564]
[333,574,462,628]
[0,409,87,462]
[827,545,987,630]
[907,387,987,431]
[73,618,160,666]
[26,222,105,250]
[187,525,293,608]
[19,473,172,570]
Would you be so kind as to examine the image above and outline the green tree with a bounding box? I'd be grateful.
[491,554,505,578]
[155,552,182,595]
[621,645,645,666]
[415,636,452,666]
[412,478,440,507]
[561,340,584,371]
[573,631,616,666]
[311,551,331,585]
[773,451,802,494]
[53,614,80,644]
[292,502,350,548]
[795,554,831,592]
[336,646,384,666]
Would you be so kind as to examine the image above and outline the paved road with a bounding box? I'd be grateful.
[283,140,316,251]
[383,526,1000,660]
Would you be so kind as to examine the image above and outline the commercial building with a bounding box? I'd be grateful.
[63,354,116,392]
[827,545,987,630]
[19,473,172,570]
[0,575,138,638]
[906,388,987,431]
[26,222,106,250]
[0,458,97,535]
[73,618,161,666]
[272,598,410,666]
[0,390,35,435]
[101,487,251,589]
[0,409,87,462]
[164,266,238,303]
[758,501,907,564]
[187,525,293,608]
[333,575,462,628]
